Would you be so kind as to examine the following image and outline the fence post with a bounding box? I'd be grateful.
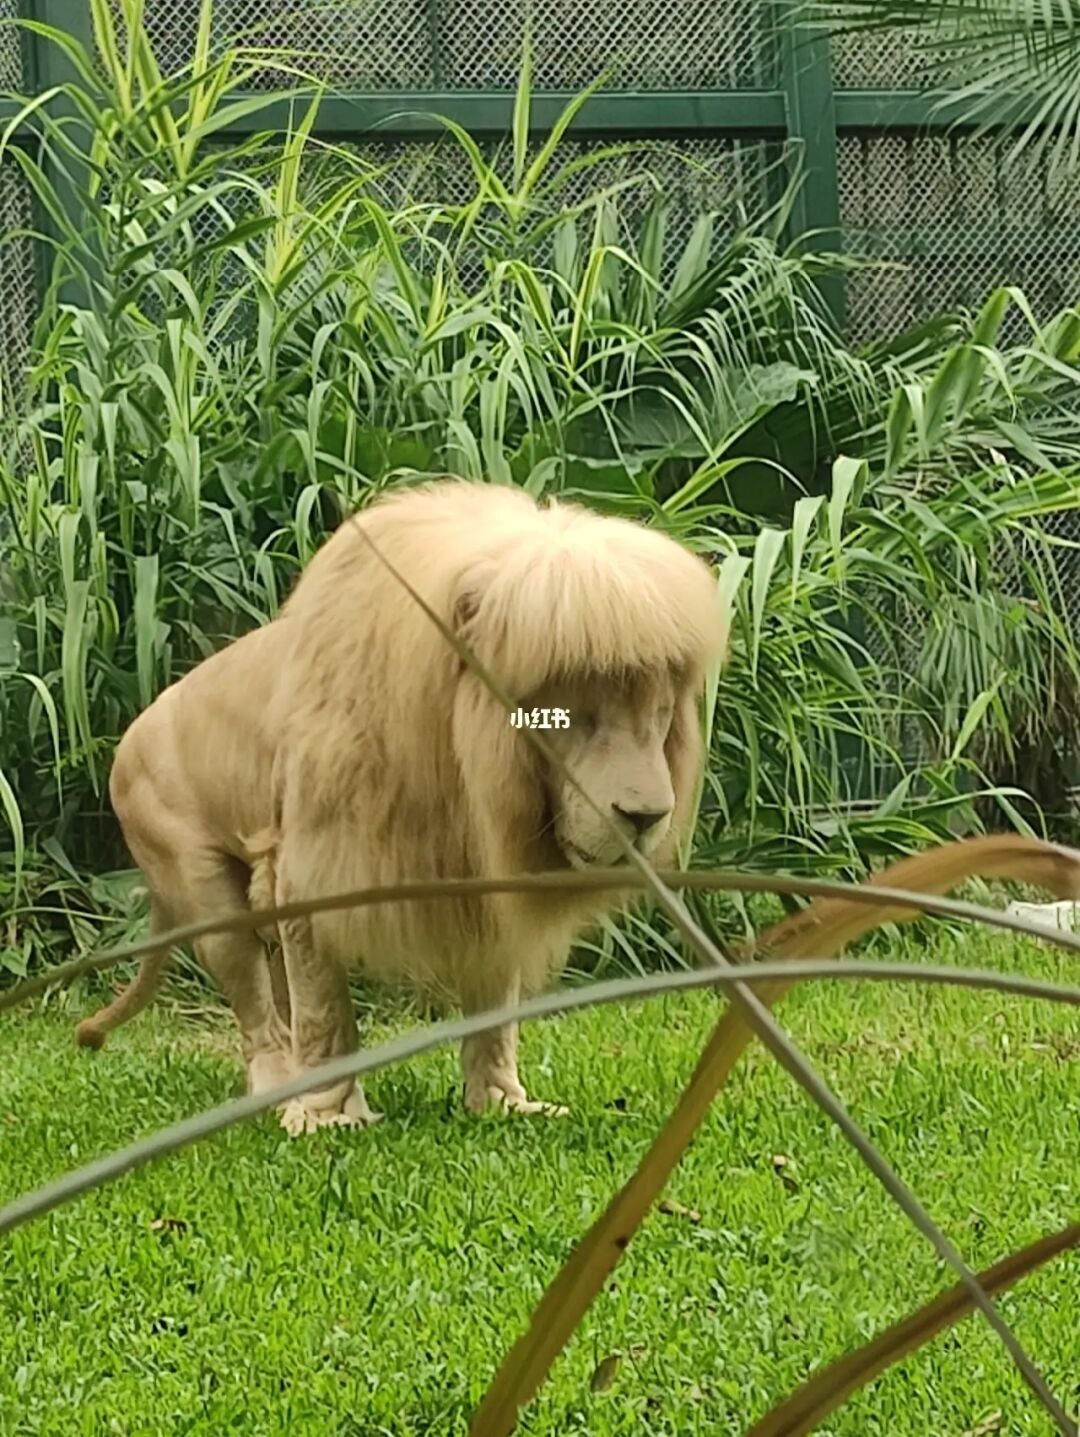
[22,0,97,313]
[776,4,875,801]
[777,3,846,333]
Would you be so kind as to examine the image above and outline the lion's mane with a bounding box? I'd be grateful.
[270,479,729,1001]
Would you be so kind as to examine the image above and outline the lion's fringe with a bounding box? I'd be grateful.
[284,478,729,697]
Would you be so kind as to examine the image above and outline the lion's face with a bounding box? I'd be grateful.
[523,668,681,869]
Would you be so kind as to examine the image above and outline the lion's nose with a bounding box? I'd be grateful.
[613,805,669,837]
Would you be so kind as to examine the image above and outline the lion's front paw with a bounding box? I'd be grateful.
[464,1083,569,1118]
[505,1095,570,1118]
[279,1086,384,1137]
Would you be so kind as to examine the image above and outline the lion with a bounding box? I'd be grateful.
[77,478,728,1133]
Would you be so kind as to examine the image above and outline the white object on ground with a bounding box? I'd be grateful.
[1003,899,1080,932]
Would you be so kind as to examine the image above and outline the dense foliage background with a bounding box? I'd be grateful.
[1,6,1079,978]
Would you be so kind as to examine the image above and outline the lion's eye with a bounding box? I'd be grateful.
[580,712,598,738]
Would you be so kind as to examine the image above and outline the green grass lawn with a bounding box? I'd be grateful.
[1,926,1078,1436]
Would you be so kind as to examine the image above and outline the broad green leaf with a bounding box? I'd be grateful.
[874,772,913,821]
[972,286,1011,350]
[293,484,324,564]
[828,455,864,577]
[551,215,577,285]
[949,679,1003,764]
[922,343,969,447]
[790,494,824,599]
[750,526,785,673]
[668,213,714,302]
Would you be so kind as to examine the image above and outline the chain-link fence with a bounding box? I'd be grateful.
[0,0,33,400]
[7,5,1080,370]
[838,131,1080,348]
[2,5,1069,350]
[0,154,36,401]
[140,0,774,90]
[0,0,18,89]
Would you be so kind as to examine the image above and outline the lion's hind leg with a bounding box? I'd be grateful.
[240,828,292,1035]
[175,847,295,1097]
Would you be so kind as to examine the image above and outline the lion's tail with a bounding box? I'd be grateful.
[75,947,172,1050]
